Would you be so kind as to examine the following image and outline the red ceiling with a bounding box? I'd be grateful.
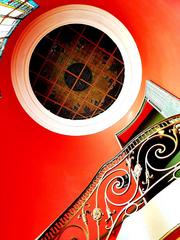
[0,0,180,239]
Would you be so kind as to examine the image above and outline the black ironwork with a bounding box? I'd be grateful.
[36,114,180,240]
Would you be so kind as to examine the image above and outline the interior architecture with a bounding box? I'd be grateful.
[0,1,180,239]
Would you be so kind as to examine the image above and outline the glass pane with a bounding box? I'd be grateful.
[0,24,12,32]
[9,9,23,17]
[0,5,12,15]
[3,17,16,25]
[0,31,8,37]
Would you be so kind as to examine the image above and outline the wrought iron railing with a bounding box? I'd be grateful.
[36,114,180,240]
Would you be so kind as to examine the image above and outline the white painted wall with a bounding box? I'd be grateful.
[117,179,180,240]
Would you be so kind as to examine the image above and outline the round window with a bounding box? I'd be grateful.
[29,24,124,120]
[11,5,142,135]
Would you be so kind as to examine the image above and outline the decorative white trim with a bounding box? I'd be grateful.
[146,80,180,117]
[11,4,142,136]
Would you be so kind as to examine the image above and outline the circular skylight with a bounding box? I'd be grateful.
[29,24,124,120]
[11,4,142,136]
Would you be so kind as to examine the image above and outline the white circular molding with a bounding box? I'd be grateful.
[11,4,142,136]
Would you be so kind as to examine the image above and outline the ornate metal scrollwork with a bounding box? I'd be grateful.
[36,115,180,240]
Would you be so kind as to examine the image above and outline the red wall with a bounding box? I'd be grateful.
[0,0,180,239]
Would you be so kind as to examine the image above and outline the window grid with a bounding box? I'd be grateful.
[44,26,87,108]
[0,0,38,57]
[29,24,125,120]
[56,30,105,116]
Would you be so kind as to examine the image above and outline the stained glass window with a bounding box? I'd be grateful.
[0,0,38,57]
